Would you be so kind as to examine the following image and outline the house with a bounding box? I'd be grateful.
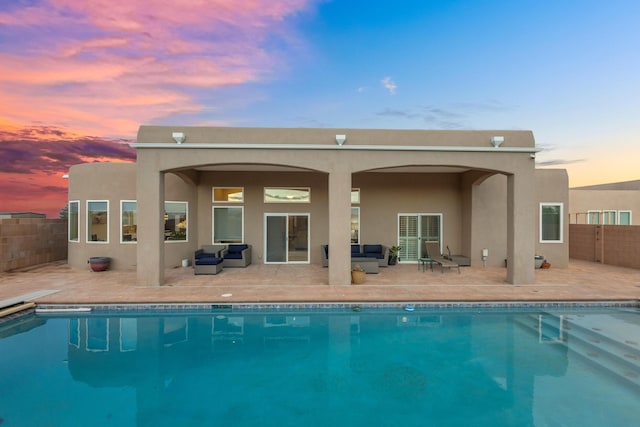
[67,126,569,286]
[569,180,640,225]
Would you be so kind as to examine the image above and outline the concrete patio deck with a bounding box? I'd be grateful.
[1,259,638,306]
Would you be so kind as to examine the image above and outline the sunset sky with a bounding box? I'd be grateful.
[1,0,639,217]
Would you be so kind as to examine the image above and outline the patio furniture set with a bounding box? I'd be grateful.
[194,244,251,275]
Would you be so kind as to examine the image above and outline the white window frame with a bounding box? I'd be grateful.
[540,203,563,243]
[587,210,601,225]
[68,200,80,242]
[212,205,245,243]
[264,187,311,203]
[351,188,360,204]
[212,187,244,203]
[164,201,188,242]
[603,210,616,225]
[120,200,137,244]
[618,210,632,225]
[351,206,360,244]
[86,200,109,244]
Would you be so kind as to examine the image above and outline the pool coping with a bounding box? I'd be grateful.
[33,300,640,313]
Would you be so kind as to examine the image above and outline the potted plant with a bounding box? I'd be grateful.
[388,246,401,265]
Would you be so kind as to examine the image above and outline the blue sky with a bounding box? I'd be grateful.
[1,0,639,215]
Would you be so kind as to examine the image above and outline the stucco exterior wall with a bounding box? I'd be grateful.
[0,218,67,272]
[68,163,196,270]
[66,126,558,285]
[569,189,640,224]
[536,169,569,267]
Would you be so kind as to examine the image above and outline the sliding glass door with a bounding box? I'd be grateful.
[264,214,309,263]
[398,214,442,262]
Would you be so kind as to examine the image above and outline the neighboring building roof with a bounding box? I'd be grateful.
[571,179,640,191]
[0,212,46,218]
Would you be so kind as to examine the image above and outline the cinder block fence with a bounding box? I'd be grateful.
[0,218,67,272]
[569,224,640,269]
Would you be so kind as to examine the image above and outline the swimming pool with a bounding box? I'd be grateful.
[1,306,639,426]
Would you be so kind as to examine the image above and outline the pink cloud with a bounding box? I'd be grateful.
[0,0,316,136]
[0,0,317,216]
[0,119,136,217]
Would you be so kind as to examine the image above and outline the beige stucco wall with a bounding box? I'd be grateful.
[68,163,196,270]
[66,126,559,285]
[535,169,569,267]
[569,189,640,224]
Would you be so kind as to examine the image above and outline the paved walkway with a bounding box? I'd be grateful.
[1,259,639,305]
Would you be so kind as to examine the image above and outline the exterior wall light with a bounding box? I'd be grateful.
[491,136,504,148]
[172,132,186,144]
[335,134,346,146]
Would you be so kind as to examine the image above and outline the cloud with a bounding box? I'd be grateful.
[0,122,135,175]
[376,106,467,129]
[0,0,317,136]
[535,158,586,167]
[381,77,397,94]
[0,121,136,217]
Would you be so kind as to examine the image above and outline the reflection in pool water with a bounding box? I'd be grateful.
[1,308,639,426]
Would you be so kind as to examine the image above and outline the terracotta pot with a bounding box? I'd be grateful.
[88,257,111,272]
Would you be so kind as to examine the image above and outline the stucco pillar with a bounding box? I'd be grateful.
[328,170,352,286]
[506,173,535,284]
[137,169,165,285]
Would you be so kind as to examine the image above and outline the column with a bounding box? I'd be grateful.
[328,170,352,286]
[506,173,535,284]
[136,167,165,285]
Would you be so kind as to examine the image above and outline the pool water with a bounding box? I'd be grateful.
[1,307,639,426]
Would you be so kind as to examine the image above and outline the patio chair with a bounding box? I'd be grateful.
[424,242,460,274]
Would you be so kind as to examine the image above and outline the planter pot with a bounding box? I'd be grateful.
[388,256,398,265]
[88,257,111,272]
[534,256,544,269]
[351,270,366,284]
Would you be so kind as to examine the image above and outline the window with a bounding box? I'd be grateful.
[68,201,79,242]
[213,187,243,202]
[351,188,360,204]
[587,211,601,224]
[603,210,616,224]
[213,206,244,243]
[165,201,187,241]
[351,207,360,243]
[87,200,108,243]
[264,187,310,203]
[120,201,137,243]
[619,210,632,225]
[540,203,563,243]
[86,318,109,352]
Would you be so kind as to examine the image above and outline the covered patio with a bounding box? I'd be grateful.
[1,259,638,306]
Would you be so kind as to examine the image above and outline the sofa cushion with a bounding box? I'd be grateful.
[195,256,223,265]
[363,244,382,254]
[365,253,384,259]
[351,244,361,254]
[224,252,243,260]
[228,244,248,254]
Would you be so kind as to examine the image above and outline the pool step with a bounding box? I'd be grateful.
[515,313,640,391]
[0,301,37,319]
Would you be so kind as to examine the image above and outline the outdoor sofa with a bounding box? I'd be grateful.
[321,244,389,272]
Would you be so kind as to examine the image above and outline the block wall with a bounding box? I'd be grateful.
[569,224,640,269]
[0,218,68,272]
